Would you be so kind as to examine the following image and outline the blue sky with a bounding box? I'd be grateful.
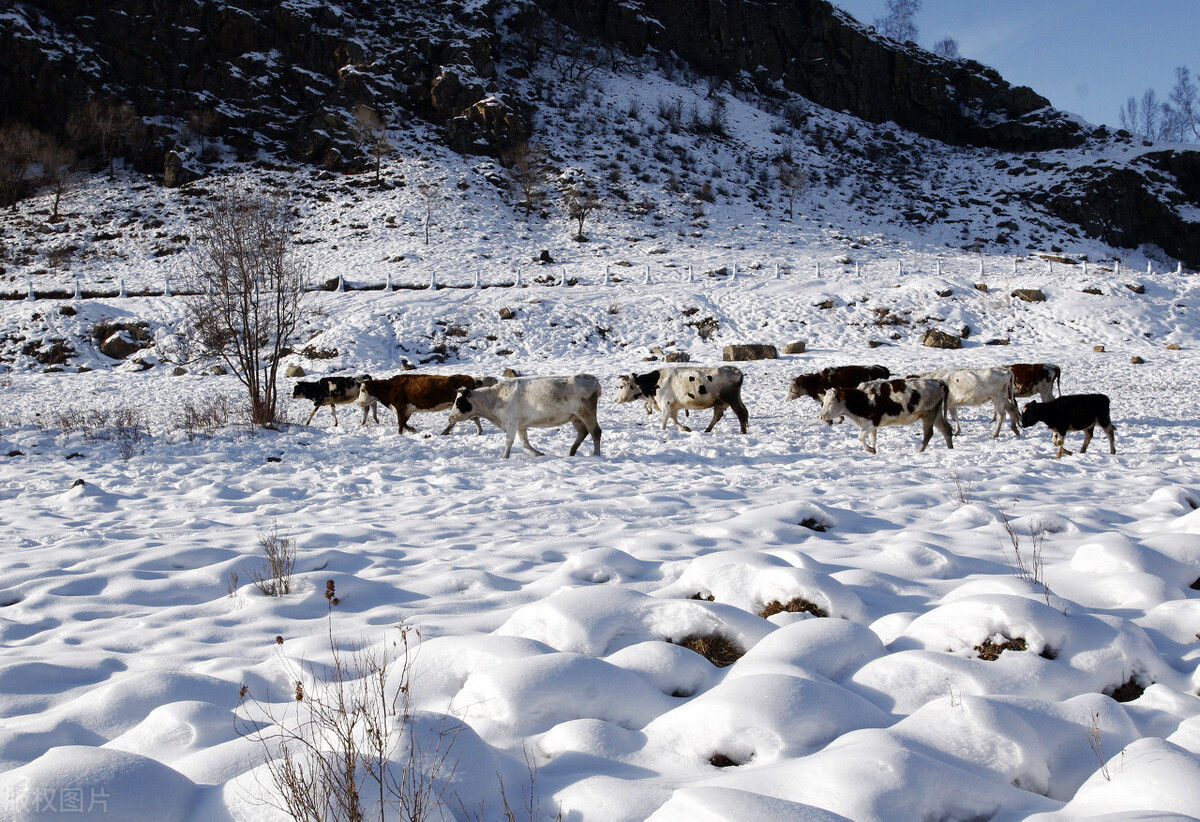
[830,1,1200,129]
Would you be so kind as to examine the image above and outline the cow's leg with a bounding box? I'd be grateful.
[1005,399,1020,436]
[440,420,455,435]
[1053,431,1072,458]
[1080,426,1094,453]
[361,403,370,426]
[501,427,517,459]
[859,426,877,455]
[728,395,750,434]
[948,404,962,436]
[919,416,935,452]
[518,427,545,457]
[568,419,589,456]
[664,404,690,432]
[1104,424,1116,453]
[473,418,483,435]
[304,404,321,425]
[704,404,726,433]
[990,400,1005,438]
[330,404,339,427]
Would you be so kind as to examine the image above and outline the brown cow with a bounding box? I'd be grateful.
[357,374,494,434]
[1008,363,1061,401]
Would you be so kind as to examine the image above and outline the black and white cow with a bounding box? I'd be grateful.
[447,374,602,458]
[614,366,749,434]
[819,378,954,454]
[292,375,377,426]
[1020,394,1116,458]
[918,366,1020,437]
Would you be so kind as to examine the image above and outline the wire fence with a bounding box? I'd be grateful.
[4,257,1188,302]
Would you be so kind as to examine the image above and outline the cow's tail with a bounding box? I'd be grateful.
[1053,367,1062,398]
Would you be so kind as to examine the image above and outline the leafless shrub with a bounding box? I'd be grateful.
[249,522,296,597]
[974,634,1027,660]
[227,570,239,599]
[52,404,146,459]
[948,468,973,505]
[1082,711,1112,781]
[998,507,1052,605]
[670,633,744,668]
[179,394,234,440]
[238,621,462,822]
[759,597,827,619]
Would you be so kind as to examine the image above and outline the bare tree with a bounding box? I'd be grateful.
[351,104,390,183]
[501,142,552,217]
[68,99,142,179]
[417,181,445,245]
[185,107,222,158]
[933,37,960,59]
[775,158,808,220]
[563,181,602,241]
[183,187,311,426]
[38,138,79,221]
[874,0,921,43]
[1167,66,1200,142]
[0,123,41,210]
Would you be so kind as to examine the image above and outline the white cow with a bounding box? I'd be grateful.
[919,366,1020,437]
[819,377,954,454]
[614,366,749,434]
[447,374,602,458]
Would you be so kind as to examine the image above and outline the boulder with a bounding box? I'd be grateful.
[1011,288,1046,303]
[922,329,962,349]
[723,344,777,361]
[784,341,806,354]
[100,331,142,360]
[285,364,306,378]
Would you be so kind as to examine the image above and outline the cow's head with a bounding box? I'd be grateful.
[1019,400,1042,429]
[613,373,645,404]
[818,388,848,423]
[448,388,474,422]
[355,378,377,407]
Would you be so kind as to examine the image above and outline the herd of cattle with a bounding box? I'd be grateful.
[291,361,1116,459]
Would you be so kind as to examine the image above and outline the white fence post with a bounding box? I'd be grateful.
[687,264,694,283]
[815,261,821,279]
[26,280,34,301]
[336,275,345,292]
[730,262,737,281]
[384,272,393,292]
[73,277,81,300]
[560,266,568,287]
[936,260,941,278]
[428,269,436,290]
[774,263,780,279]
[119,279,127,298]
[1115,260,1121,278]
[603,265,610,286]
[644,264,650,284]
[515,264,522,287]
[853,261,858,278]
[164,276,172,297]
[474,269,481,289]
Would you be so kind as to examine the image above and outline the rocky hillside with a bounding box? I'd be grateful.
[1,0,1199,266]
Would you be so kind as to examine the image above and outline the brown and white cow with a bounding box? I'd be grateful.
[1008,363,1061,402]
[819,378,954,454]
[292,375,378,426]
[447,374,602,458]
[787,365,891,403]
[614,366,749,434]
[918,366,1020,437]
[1020,394,1116,458]
[357,374,494,435]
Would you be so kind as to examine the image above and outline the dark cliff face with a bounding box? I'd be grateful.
[0,0,526,168]
[531,0,1085,152]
